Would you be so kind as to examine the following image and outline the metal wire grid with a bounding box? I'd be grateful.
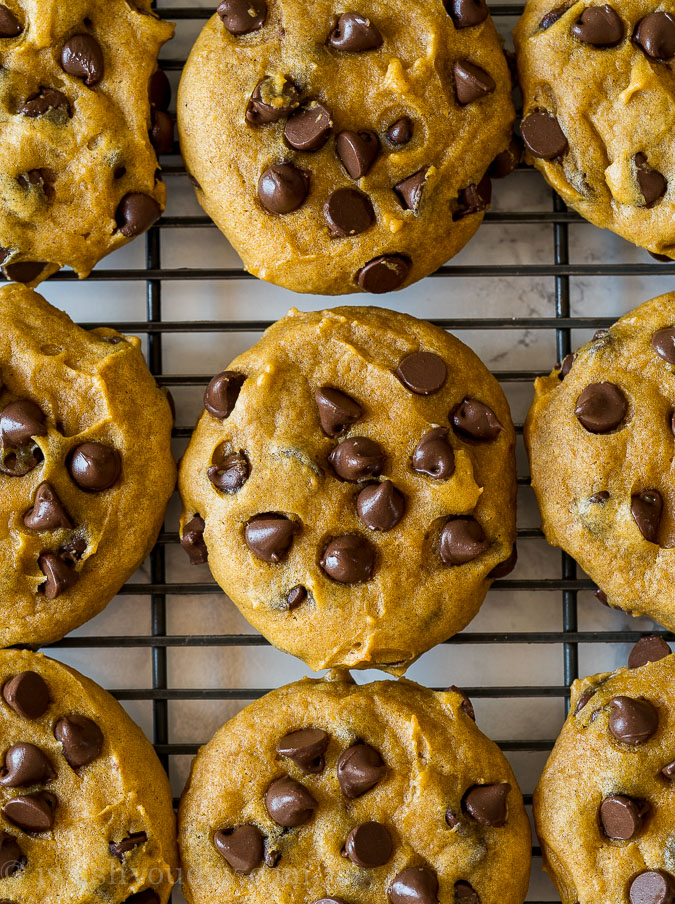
[18,2,673,901]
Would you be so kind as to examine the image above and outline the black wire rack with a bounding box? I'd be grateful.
[20,3,674,902]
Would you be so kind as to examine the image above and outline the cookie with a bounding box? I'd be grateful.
[514,1,675,260]
[178,306,516,673]
[177,0,515,295]
[0,0,174,286]
[179,672,532,904]
[0,283,175,647]
[534,637,675,904]
[525,291,675,630]
[0,648,177,902]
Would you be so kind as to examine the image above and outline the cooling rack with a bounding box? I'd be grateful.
[16,2,675,902]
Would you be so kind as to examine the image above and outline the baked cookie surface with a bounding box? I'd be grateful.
[0,648,177,903]
[177,0,515,295]
[178,306,516,673]
[514,1,675,259]
[525,291,675,630]
[179,673,531,904]
[0,283,175,647]
[534,639,675,904]
[0,0,174,285]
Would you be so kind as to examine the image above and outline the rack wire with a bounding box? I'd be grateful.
[16,3,673,901]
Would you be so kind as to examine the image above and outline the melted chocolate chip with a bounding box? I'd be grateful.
[315,387,361,437]
[149,69,171,110]
[454,174,492,220]
[324,188,375,237]
[116,193,161,237]
[23,483,72,531]
[61,34,104,86]
[0,744,55,787]
[574,686,597,714]
[451,398,503,441]
[286,585,307,610]
[337,744,386,798]
[444,0,489,28]
[356,255,411,293]
[329,437,385,482]
[0,5,21,37]
[181,515,208,565]
[344,822,392,867]
[320,535,375,583]
[412,427,454,479]
[246,77,299,125]
[214,825,264,873]
[38,554,78,599]
[0,400,46,447]
[571,5,624,46]
[336,130,380,179]
[208,450,249,493]
[629,871,675,904]
[558,353,575,378]
[3,261,48,284]
[463,783,510,826]
[652,328,675,363]
[454,60,495,104]
[662,760,675,780]
[357,481,405,531]
[277,729,329,773]
[386,116,413,146]
[589,491,610,504]
[489,544,518,578]
[21,87,71,118]
[2,792,56,833]
[609,696,658,745]
[328,14,383,51]
[395,167,430,213]
[539,4,571,29]
[109,832,148,860]
[635,153,667,208]
[204,371,246,418]
[54,715,104,768]
[445,810,460,828]
[389,867,439,904]
[631,490,662,543]
[3,672,49,720]
[440,518,489,565]
[489,136,523,179]
[217,0,267,34]
[575,382,627,433]
[68,442,120,491]
[396,352,446,395]
[521,111,568,159]
[0,831,23,877]
[454,881,480,902]
[150,110,174,155]
[265,775,317,827]
[628,635,671,669]
[600,795,648,840]
[448,685,476,720]
[258,163,309,213]
[285,102,332,151]
[634,12,675,61]
[245,514,297,563]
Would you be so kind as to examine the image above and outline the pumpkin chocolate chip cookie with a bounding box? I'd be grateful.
[179,673,532,904]
[0,283,175,647]
[177,0,515,294]
[178,306,516,673]
[0,648,177,903]
[0,0,174,285]
[525,291,675,631]
[514,1,675,259]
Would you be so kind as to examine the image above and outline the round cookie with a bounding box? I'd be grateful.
[178,306,516,673]
[179,673,532,904]
[0,283,175,647]
[514,1,675,260]
[0,0,174,285]
[525,291,675,630]
[0,648,177,903]
[534,637,675,904]
[177,0,516,295]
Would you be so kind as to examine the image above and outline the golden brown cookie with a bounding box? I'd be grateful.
[177,0,515,295]
[534,637,675,904]
[514,1,675,259]
[0,0,174,285]
[0,283,175,647]
[0,648,177,903]
[525,291,675,631]
[178,306,516,673]
[179,673,532,904]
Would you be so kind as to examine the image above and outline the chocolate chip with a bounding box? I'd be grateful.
[181,515,208,565]
[463,783,510,826]
[3,792,56,835]
[0,5,21,37]
[124,893,160,904]
[0,400,46,447]
[286,585,307,610]
[609,696,658,745]
[344,822,392,867]
[284,102,332,151]
[650,252,674,263]
[539,4,571,29]
[662,760,675,780]
[595,588,609,606]
[454,60,495,104]
[575,382,627,433]
[574,686,597,714]
[61,34,104,86]
[629,635,671,669]
[440,518,489,565]
[337,744,386,798]
[631,490,662,543]
[38,554,77,599]
[558,353,575,379]
[246,77,299,125]
[0,831,23,877]
[329,437,385,482]
[0,744,55,787]
[356,255,411,293]
[245,514,297,563]
[454,881,480,902]
[412,427,454,479]
[629,871,675,904]
[208,450,249,493]
[387,116,413,146]
[336,130,380,179]
[258,163,309,213]
[489,544,518,578]
[3,673,49,720]
[634,12,675,61]
[388,867,439,904]
[328,13,383,51]
[315,387,361,437]
[395,167,430,213]
[589,491,610,504]
[571,5,624,46]
[214,825,264,873]
[600,795,648,840]
[265,775,317,827]
[149,69,171,110]
[357,481,405,531]
[521,111,568,159]
[448,685,476,720]
[21,88,71,118]
[396,352,446,395]
[23,483,71,531]
[68,442,121,491]
[150,109,174,155]
[445,810,460,828]
[324,188,375,237]
[653,328,675,363]
[204,371,246,418]
[489,136,523,179]
[116,193,161,237]
[109,832,148,860]
[635,153,667,208]
[444,0,489,28]
[217,0,267,35]
[54,715,104,768]
[320,535,375,583]
[277,729,329,773]
[454,174,492,220]
[3,261,47,284]
[451,398,503,441]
